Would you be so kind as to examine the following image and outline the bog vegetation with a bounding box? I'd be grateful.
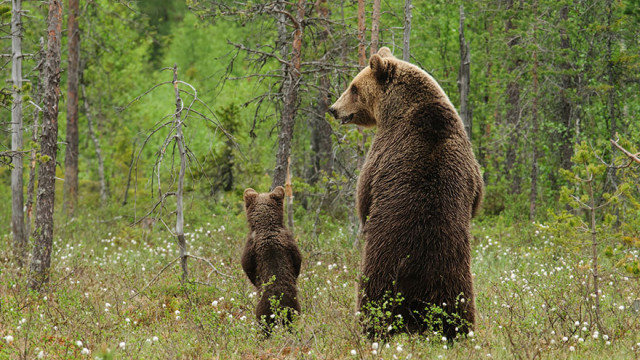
[1,0,639,358]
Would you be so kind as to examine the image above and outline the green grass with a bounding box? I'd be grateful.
[1,194,640,359]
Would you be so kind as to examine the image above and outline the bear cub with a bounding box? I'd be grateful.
[241,186,302,333]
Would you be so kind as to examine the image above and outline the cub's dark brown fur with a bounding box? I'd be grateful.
[329,48,483,339]
[241,186,302,332]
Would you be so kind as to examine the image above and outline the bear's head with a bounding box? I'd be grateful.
[243,186,286,230]
[328,47,395,128]
[329,47,452,131]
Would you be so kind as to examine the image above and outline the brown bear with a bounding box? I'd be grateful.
[241,186,302,334]
[328,47,483,340]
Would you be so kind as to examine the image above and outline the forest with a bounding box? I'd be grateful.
[1,0,639,358]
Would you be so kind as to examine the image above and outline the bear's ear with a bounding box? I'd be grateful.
[270,186,285,201]
[369,54,390,83]
[377,47,394,59]
[244,188,258,207]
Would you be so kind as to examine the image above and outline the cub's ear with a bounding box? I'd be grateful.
[369,54,391,83]
[244,188,258,207]
[377,47,394,59]
[271,186,285,200]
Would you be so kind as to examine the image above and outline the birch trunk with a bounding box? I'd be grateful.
[458,5,471,142]
[403,0,412,61]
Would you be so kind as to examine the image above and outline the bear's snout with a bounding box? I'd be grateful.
[328,107,338,119]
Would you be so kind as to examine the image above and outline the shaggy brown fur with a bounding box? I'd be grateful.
[329,47,483,339]
[241,187,302,333]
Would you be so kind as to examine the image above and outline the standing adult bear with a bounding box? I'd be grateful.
[329,47,483,340]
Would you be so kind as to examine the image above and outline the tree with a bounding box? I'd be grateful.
[403,0,412,62]
[370,0,381,55]
[458,4,471,141]
[11,0,27,266]
[271,0,305,190]
[63,0,80,215]
[29,0,63,291]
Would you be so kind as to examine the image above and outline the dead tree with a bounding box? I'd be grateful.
[11,0,27,266]
[63,0,80,216]
[29,0,63,291]
[124,64,233,286]
[458,5,471,142]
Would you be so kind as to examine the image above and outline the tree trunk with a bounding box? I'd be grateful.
[605,0,618,191]
[11,0,27,267]
[529,1,539,221]
[458,5,471,142]
[271,0,305,190]
[82,82,108,202]
[558,5,573,173]
[403,0,412,61]
[309,0,333,184]
[357,0,366,68]
[504,0,521,194]
[25,37,45,244]
[370,0,381,56]
[172,64,189,283]
[63,0,80,216]
[29,0,63,291]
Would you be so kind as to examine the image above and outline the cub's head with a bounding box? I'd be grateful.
[328,47,395,128]
[243,186,285,229]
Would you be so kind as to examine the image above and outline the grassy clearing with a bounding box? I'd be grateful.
[1,197,640,359]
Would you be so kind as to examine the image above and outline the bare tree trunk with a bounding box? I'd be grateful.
[370,0,381,56]
[357,0,366,68]
[11,0,27,267]
[82,82,108,202]
[458,5,471,142]
[25,37,45,243]
[588,178,602,332]
[29,0,63,291]
[271,0,305,189]
[403,0,412,61]
[529,1,539,221]
[172,65,189,283]
[63,0,80,216]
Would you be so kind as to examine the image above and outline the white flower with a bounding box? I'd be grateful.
[474,345,481,350]
[441,336,447,342]
[76,340,83,347]
[212,301,218,307]
[174,310,180,315]
[569,346,575,351]
[81,348,90,355]
[152,336,159,342]
[578,338,584,342]
[574,321,580,326]
[4,335,14,343]
[119,342,126,349]
[396,345,403,352]
[619,305,625,310]
[603,335,609,341]
[606,341,611,345]
[562,337,569,342]
[372,342,379,350]
[468,330,475,337]
[350,349,357,356]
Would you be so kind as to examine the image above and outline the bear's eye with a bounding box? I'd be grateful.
[350,84,358,96]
